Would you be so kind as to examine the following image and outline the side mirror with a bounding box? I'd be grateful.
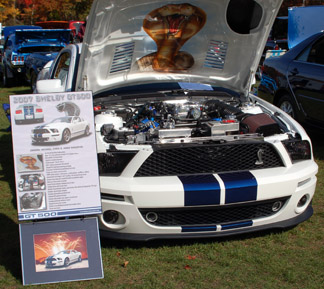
[36,79,65,93]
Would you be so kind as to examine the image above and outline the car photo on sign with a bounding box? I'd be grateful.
[45,250,82,268]
[33,231,89,272]
[14,103,44,125]
[31,116,90,144]
[30,101,91,144]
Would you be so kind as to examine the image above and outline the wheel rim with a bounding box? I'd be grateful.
[63,129,71,142]
[280,101,294,117]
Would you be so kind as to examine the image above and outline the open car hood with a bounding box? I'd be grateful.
[77,0,282,97]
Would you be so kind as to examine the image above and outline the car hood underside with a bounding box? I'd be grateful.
[77,0,282,97]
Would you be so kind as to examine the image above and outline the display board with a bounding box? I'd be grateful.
[19,217,104,285]
[10,91,102,220]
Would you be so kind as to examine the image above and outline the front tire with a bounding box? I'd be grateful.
[277,94,298,120]
[64,258,70,267]
[3,67,12,87]
[30,71,37,92]
[61,129,71,143]
[84,126,90,136]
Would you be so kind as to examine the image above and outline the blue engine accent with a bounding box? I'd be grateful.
[182,225,217,232]
[219,171,258,204]
[221,220,253,230]
[179,175,221,206]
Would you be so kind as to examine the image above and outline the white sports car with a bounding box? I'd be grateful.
[14,103,44,124]
[31,116,90,143]
[45,250,82,268]
[36,0,318,240]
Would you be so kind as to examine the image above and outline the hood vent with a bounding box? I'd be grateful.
[204,40,228,70]
[110,42,135,74]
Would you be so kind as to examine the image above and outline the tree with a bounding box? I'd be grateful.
[5,0,92,25]
[0,0,20,25]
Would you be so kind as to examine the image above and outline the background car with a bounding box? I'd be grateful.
[2,28,70,87]
[36,21,85,38]
[25,51,60,92]
[45,250,82,268]
[31,116,90,144]
[14,103,44,124]
[258,32,324,131]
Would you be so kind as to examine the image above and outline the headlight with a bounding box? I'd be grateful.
[98,150,138,176]
[282,140,311,163]
[50,129,59,133]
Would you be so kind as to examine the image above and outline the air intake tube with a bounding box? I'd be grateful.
[204,99,244,119]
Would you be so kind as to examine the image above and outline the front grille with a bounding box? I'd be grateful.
[135,142,284,177]
[33,129,49,134]
[139,197,289,226]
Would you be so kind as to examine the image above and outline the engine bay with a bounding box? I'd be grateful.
[94,94,284,145]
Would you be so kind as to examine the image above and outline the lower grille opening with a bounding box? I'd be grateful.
[139,197,289,226]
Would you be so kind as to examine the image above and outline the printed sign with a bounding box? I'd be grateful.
[10,92,102,220]
[19,217,104,285]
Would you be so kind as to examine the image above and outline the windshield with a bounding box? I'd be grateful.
[50,117,72,123]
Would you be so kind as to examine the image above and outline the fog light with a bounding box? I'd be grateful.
[272,201,283,212]
[17,68,22,73]
[297,195,308,208]
[103,210,119,224]
[145,212,158,223]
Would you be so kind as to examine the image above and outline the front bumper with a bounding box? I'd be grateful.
[100,205,313,241]
[45,260,64,267]
[31,133,61,143]
[98,160,318,240]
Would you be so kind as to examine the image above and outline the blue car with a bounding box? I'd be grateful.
[2,27,71,87]
[24,51,60,91]
[258,32,324,131]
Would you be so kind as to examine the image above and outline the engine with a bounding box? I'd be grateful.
[95,97,282,145]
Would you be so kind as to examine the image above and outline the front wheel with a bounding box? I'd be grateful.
[277,94,298,120]
[30,71,37,92]
[61,129,71,143]
[2,67,12,87]
[64,258,70,267]
[84,126,90,136]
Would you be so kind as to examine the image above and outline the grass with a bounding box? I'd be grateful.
[0,86,323,288]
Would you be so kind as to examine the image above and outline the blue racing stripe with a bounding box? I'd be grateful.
[221,220,253,230]
[219,171,258,204]
[179,175,221,206]
[182,225,217,232]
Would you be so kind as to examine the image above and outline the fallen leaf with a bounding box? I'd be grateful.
[184,265,191,270]
[116,251,121,257]
[123,261,129,268]
[186,255,196,260]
